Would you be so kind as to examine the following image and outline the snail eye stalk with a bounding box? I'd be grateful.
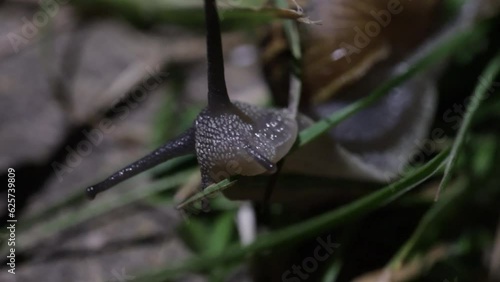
[205,0,231,109]
[85,128,196,199]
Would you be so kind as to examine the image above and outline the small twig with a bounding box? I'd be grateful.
[291,0,303,14]
[289,0,322,25]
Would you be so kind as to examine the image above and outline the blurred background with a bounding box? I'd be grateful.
[1,0,500,281]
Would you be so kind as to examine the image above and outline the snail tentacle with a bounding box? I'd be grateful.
[86,127,196,199]
[205,0,230,109]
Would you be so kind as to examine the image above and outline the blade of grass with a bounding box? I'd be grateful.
[207,212,236,255]
[437,51,500,200]
[19,190,86,231]
[275,0,301,60]
[276,0,303,116]
[176,179,236,210]
[321,260,343,282]
[178,218,211,254]
[131,148,449,281]
[388,182,465,269]
[73,0,280,29]
[74,0,315,29]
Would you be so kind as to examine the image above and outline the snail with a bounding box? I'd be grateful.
[86,0,486,203]
[86,0,299,199]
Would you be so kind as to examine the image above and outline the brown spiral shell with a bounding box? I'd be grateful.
[262,0,442,109]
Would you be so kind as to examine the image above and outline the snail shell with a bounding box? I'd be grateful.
[301,0,441,102]
[259,0,443,184]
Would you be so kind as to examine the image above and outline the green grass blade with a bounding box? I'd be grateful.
[19,190,86,231]
[178,218,211,254]
[275,0,301,60]
[275,0,302,116]
[176,179,237,210]
[321,260,343,282]
[388,183,464,269]
[207,212,236,255]
[131,148,449,281]
[437,51,500,200]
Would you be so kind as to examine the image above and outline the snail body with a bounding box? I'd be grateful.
[86,0,298,199]
[195,101,297,188]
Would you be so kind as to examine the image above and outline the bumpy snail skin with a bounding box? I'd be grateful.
[195,101,298,188]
